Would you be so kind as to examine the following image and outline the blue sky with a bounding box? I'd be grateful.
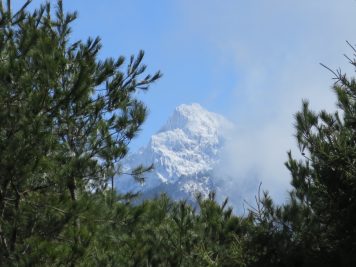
[54,0,240,147]
[56,0,356,142]
[15,0,356,202]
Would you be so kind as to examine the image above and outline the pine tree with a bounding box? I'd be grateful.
[247,45,356,267]
[0,1,160,265]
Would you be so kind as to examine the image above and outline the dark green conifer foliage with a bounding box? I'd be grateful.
[0,0,160,265]
[246,47,356,267]
[81,193,250,267]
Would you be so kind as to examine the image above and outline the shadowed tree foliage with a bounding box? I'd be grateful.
[0,0,160,265]
[78,193,252,267]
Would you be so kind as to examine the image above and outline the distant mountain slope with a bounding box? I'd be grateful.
[115,103,234,202]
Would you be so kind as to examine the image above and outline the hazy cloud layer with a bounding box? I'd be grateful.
[177,0,356,204]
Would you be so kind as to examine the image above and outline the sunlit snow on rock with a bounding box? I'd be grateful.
[115,103,237,205]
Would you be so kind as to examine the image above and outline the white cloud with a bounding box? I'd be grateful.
[178,0,356,205]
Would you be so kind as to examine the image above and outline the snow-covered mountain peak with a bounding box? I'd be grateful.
[159,103,232,139]
[116,103,234,198]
